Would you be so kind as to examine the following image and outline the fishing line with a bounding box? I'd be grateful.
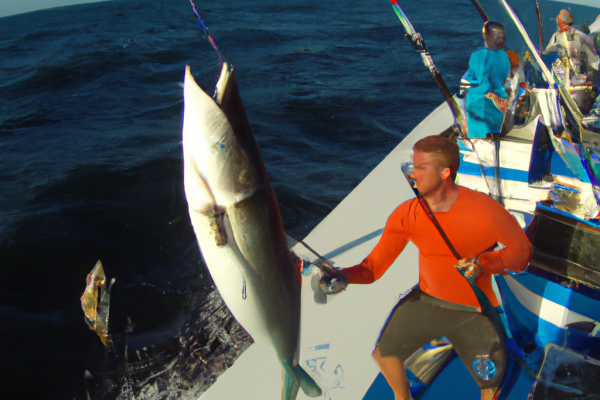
[187,0,224,64]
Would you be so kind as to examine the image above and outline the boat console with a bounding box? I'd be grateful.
[526,201,600,292]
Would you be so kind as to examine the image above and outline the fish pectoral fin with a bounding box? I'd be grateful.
[281,360,322,399]
[207,209,228,247]
[186,163,229,247]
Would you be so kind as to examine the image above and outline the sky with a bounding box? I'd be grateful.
[0,0,111,18]
[550,0,600,8]
[2,0,599,19]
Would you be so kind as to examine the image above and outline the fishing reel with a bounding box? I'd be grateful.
[313,258,349,295]
[455,257,483,282]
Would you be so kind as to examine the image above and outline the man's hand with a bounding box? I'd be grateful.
[455,257,482,280]
[313,259,349,295]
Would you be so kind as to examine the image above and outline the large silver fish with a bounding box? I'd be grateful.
[182,63,321,400]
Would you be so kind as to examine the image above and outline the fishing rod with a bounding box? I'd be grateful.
[298,238,326,262]
[292,237,349,294]
[498,0,554,85]
[390,0,500,201]
[389,0,465,136]
[470,0,489,22]
[504,0,580,128]
[186,0,224,64]
[497,0,575,146]
[499,0,600,205]
[535,0,543,54]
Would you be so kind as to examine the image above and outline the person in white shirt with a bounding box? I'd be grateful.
[545,9,599,86]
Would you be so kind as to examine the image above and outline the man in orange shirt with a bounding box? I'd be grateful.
[320,136,531,400]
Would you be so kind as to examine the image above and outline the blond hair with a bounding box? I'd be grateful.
[413,135,460,173]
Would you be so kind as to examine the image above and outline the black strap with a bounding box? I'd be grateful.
[414,191,507,341]
[416,195,462,260]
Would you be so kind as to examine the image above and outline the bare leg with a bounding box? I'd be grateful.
[481,388,497,400]
[372,346,414,400]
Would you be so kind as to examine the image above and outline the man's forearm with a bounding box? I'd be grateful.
[478,249,529,275]
[339,265,375,284]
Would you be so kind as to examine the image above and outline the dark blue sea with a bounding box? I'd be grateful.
[1,0,596,398]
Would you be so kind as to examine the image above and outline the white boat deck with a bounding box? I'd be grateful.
[199,103,454,400]
[198,1,600,397]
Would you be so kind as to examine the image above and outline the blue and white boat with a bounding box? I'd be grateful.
[194,0,600,399]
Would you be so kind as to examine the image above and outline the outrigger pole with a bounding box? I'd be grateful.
[390,0,502,201]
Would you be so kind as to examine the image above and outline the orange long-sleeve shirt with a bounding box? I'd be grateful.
[342,186,532,309]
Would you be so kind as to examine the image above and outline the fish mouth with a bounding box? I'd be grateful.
[183,61,233,109]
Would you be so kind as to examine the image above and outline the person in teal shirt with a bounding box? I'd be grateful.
[464,22,511,139]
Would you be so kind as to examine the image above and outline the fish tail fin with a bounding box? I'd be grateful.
[281,359,323,399]
[281,360,300,400]
[294,363,322,397]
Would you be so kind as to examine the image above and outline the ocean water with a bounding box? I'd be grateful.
[1,0,596,398]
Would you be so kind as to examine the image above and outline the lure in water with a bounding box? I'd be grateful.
[80,260,115,349]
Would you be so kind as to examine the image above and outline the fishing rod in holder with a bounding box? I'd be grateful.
[535,0,543,54]
[390,0,501,202]
[390,0,464,136]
